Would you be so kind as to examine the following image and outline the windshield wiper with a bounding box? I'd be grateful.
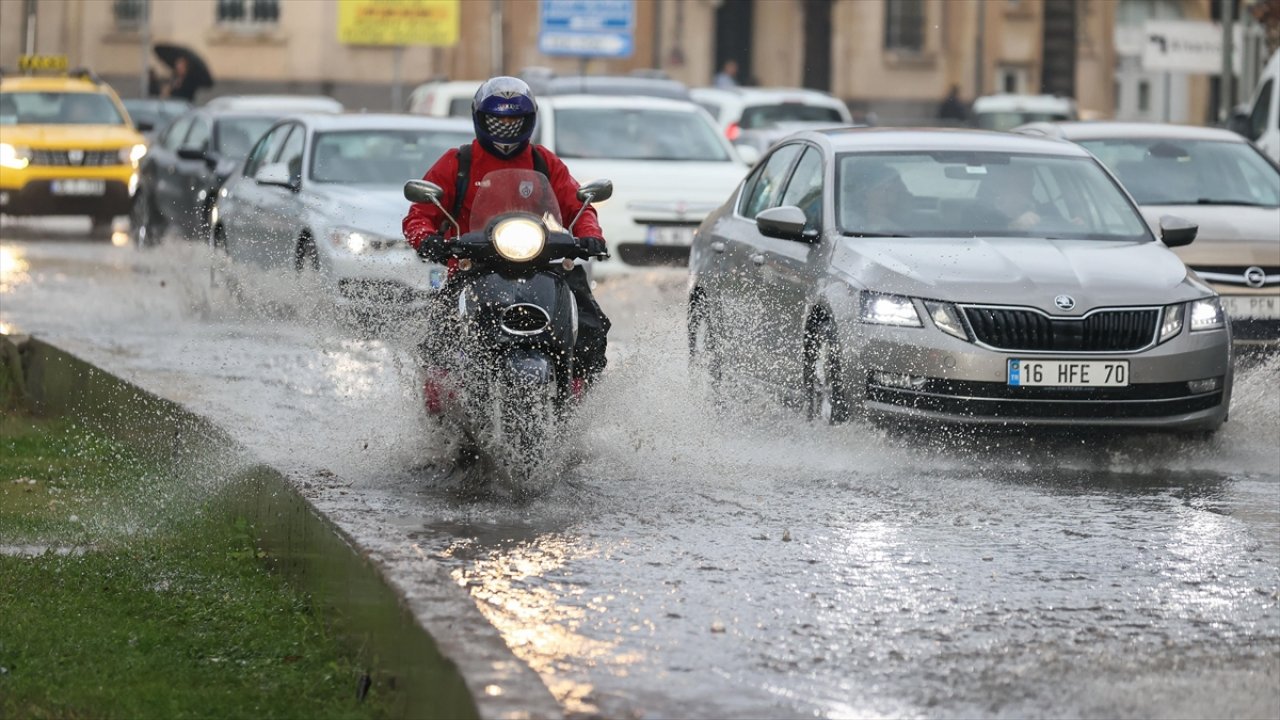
[1193,198,1273,206]
[841,231,912,238]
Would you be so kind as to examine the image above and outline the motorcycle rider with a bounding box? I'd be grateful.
[403,76,611,394]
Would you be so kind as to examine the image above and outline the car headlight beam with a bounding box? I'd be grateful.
[1189,297,1225,332]
[1158,303,1184,343]
[0,143,30,170]
[861,292,922,327]
[329,227,380,254]
[491,217,545,262]
[925,301,969,340]
[119,143,147,166]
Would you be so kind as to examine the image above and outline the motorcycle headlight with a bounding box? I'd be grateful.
[491,217,545,262]
[1189,297,1225,332]
[861,292,922,327]
[0,143,30,170]
[119,143,147,166]
[1158,303,1184,343]
[924,301,969,340]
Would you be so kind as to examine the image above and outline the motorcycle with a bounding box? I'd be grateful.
[403,168,611,492]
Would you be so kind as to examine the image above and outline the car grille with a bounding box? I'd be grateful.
[867,378,1223,419]
[961,306,1158,352]
[30,149,121,166]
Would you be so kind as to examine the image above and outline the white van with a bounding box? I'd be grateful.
[1236,49,1279,163]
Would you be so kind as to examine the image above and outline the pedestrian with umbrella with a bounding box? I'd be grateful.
[154,43,213,102]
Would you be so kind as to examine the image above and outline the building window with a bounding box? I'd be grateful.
[1137,80,1151,112]
[216,0,280,25]
[884,0,925,53]
[113,0,148,28]
[998,66,1029,94]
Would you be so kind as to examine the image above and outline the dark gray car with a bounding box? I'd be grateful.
[688,128,1233,432]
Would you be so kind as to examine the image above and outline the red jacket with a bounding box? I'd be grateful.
[403,140,604,248]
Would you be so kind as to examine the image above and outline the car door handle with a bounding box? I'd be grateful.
[751,253,765,266]
[711,241,726,253]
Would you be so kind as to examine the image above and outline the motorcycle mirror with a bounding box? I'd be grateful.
[576,179,613,204]
[404,179,444,205]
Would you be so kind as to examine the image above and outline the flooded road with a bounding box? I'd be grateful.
[3,223,1278,719]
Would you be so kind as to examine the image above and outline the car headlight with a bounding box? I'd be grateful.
[491,217,545,262]
[329,227,376,254]
[0,143,30,170]
[119,143,147,167]
[924,301,969,340]
[861,292,922,327]
[1189,297,1225,332]
[1158,303,1184,343]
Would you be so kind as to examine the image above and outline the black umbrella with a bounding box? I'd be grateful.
[153,43,214,97]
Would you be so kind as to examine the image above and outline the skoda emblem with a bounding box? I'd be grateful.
[1244,266,1266,288]
[67,149,84,165]
[1054,294,1076,311]
[518,180,534,199]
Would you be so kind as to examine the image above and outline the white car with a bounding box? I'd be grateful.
[690,86,852,142]
[406,79,481,117]
[204,95,345,114]
[211,113,472,312]
[971,93,1077,132]
[535,94,750,272]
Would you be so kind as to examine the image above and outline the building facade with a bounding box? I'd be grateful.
[2,0,1130,124]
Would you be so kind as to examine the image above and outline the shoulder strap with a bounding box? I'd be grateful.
[530,144,549,178]
[452,143,471,222]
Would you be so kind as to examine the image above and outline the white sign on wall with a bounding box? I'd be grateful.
[1142,20,1243,75]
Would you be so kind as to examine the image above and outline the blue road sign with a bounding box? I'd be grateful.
[539,0,634,58]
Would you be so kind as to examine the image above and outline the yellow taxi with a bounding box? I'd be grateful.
[0,56,147,235]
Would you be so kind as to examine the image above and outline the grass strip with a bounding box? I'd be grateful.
[0,415,395,719]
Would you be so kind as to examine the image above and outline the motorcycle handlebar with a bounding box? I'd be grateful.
[427,230,606,262]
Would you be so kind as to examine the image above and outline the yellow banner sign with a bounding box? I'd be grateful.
[18,54,69,73]
[337,0,460,46]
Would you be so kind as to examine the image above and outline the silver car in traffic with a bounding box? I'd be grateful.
[689,128,1232,432]
[211,113,472,312]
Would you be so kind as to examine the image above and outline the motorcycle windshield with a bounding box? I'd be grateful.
[470,168,564,232]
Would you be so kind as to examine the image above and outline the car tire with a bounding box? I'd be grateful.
[688,294,724,404]
[295,235,319,273]
[90,214,115,240]
[805,319,851,424]
[130,192,159,247]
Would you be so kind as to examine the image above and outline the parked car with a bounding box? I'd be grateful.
[688,127,1232,433]
[733,120,857,163]
[971,93,1077,132]
[1228,48,1279,163]
[211,113,472,313]
[131,107,283,245]
[0,63,148,237]
[121,98,192,138]
[538,74,692,101]
[534,93,750,271]
[1017,121,1279,346]
[690,86,852,141]
[406,79,481,117]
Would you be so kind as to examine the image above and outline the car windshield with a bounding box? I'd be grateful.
[216,117,278,159]
[1077,137,1280,207]
[310,128,471,184]
[739,103,844,129]
[975,111,1072,132]
[836,151,1151,241]
[554,107,730,161]
[0,91,124,125]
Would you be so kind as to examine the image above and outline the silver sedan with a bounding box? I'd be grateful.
[689,128,1233,432]
[211,113,472,312]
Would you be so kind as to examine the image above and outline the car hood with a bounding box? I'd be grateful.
[561,158,748,239]
[3,124,145,148]
[1137,205,1280,268]
[835,236,1208,313]
[302,185,408,240]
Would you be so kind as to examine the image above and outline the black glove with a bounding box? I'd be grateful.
[580,236,609,258]
[415,234,447,263]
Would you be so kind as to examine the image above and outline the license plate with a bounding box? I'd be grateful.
[646,225,696,246]
[51,179,105,196]
[1008,359,1129,387]
[1220,294,1280,320]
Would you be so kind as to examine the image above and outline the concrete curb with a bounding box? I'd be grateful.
[4,334,563,720]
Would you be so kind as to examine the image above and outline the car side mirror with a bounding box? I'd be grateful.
[254,162,295,190]
[735,144,761,166]
[756,205,816,242]
[1158,215,1197,247]
[1225,105,1251,138]
[136,120,155,133]
[576,179,613,204]
[177,146,206,162]
[404,179,444,205]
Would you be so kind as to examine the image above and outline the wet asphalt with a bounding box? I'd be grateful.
[2,222,1277,719]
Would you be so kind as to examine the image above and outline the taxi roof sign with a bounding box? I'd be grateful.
[18,54,70,73]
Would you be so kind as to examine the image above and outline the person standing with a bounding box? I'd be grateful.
[714,59,739,89]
